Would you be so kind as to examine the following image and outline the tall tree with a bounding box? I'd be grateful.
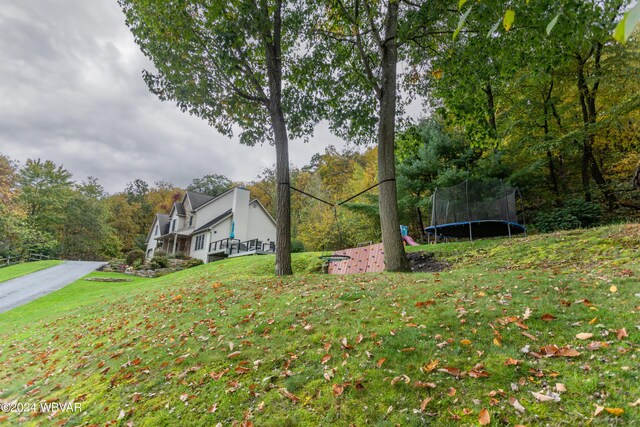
[17,159,74,234]
[308,1,443,271]
[187,174,233,197]
[119,0,319,275]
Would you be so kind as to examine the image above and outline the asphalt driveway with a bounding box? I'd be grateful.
[0,261,106,314]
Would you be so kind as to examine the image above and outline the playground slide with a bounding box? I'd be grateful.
[402,235,419,246]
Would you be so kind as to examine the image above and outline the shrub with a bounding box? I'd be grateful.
[185,258,204,268]
[171,251,189,260]
[126,249,146,266]
[535,199,602,233]
[291,239,305,253]
[150,254,169,270]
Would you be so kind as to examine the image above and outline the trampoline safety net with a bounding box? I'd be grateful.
[427,180,525,239]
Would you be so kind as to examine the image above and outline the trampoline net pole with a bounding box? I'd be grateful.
[467,191,472,241]
[432,189,438,244]
[501,180,512,238]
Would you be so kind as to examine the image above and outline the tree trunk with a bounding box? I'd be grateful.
[264,0,292,275]
[377,0,409,272]
[484,83,498,141]
[633,161,640,190]
[416,206,425,240]
[575,43,616,208]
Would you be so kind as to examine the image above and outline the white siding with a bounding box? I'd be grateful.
[145,218,160,259]
[231,188,250,241]
[189,217,232,262]
[246,202,276,245]
[194,191,235,229]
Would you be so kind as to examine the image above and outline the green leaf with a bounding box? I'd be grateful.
[503,9,515,32]
[454,6,473,40]
[486,18,501,38]
[458,0,467,9]
[546,14,560,35]
[613,2,640,44]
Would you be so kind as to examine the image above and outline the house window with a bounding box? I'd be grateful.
[189,215,194,227]
[172,219,177,231]
[155,224,159,235]
[194,234,205,251]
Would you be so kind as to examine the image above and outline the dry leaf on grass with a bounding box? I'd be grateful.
[478,408,490,425]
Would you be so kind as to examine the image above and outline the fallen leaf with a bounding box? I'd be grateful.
[610,285,617,293]
[493,337,502,347]
[321,354,331,364]
[605,407,624,416]
[208,403,218,413]
[531,391,560,402]
[555,347,580,357]
[478,408,490,425]
[210,369,229,380]
[447,387,456,396]
[521,331,538,341]
[422,359,439,373]
[616,328,628,340]
[630,398,640,407]
[227,351,241,359]
[555,383,567,392]
[413,381,436,388]
[420,396,432,412]
[541,313,556,322]
[523,307,532,320]
[504,358,521,366]
[576,333,594,340]
[278,388,299,403]
[460,339,472,346]
[438,367,463,378]
[509,396,526,413]
[376,358,387,368]
[332,383,344,396]
[594,405,605,416]
[355,334,364,344]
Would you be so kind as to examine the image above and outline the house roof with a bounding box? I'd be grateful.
[193,209,233,233]
[157,214,170,234]
[174,202,186,216]
[145,213,170,243]
[195,186,246,211]
[185,191,215,210]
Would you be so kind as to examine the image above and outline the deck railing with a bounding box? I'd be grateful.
[209,238,275,255]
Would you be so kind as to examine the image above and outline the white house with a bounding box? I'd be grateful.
[145,187,277,263]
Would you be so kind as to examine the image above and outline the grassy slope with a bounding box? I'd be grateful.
[0,225,638,426]
[0,260,63,283]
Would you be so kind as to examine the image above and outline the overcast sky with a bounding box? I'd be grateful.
[0,0,360,193]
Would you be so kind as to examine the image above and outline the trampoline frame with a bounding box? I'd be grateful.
[426,180,526,242]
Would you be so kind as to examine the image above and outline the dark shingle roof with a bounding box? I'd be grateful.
[174,202,186,216]
[157,214,170,235]
[193,209,233,233]
[186,191,215,210]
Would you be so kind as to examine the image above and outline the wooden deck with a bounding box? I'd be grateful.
[327,243,385,275]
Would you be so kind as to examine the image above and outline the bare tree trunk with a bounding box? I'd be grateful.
[633,161,640,190]
[264,0,292,275]
[575,43,616,208]
[378,0,409,272]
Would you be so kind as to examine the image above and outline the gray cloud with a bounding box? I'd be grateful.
[0,0,347,193]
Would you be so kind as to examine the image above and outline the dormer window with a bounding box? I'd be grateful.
[155,224,159,235]
[172,219,177,231]
[189,215,194,227]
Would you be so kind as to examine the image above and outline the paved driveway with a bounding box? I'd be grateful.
[0,261,106,314]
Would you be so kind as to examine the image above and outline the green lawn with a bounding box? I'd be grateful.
[0,260,63,283]
[0,225,638,426]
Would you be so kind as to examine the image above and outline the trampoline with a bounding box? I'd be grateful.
[424,180,526,241]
